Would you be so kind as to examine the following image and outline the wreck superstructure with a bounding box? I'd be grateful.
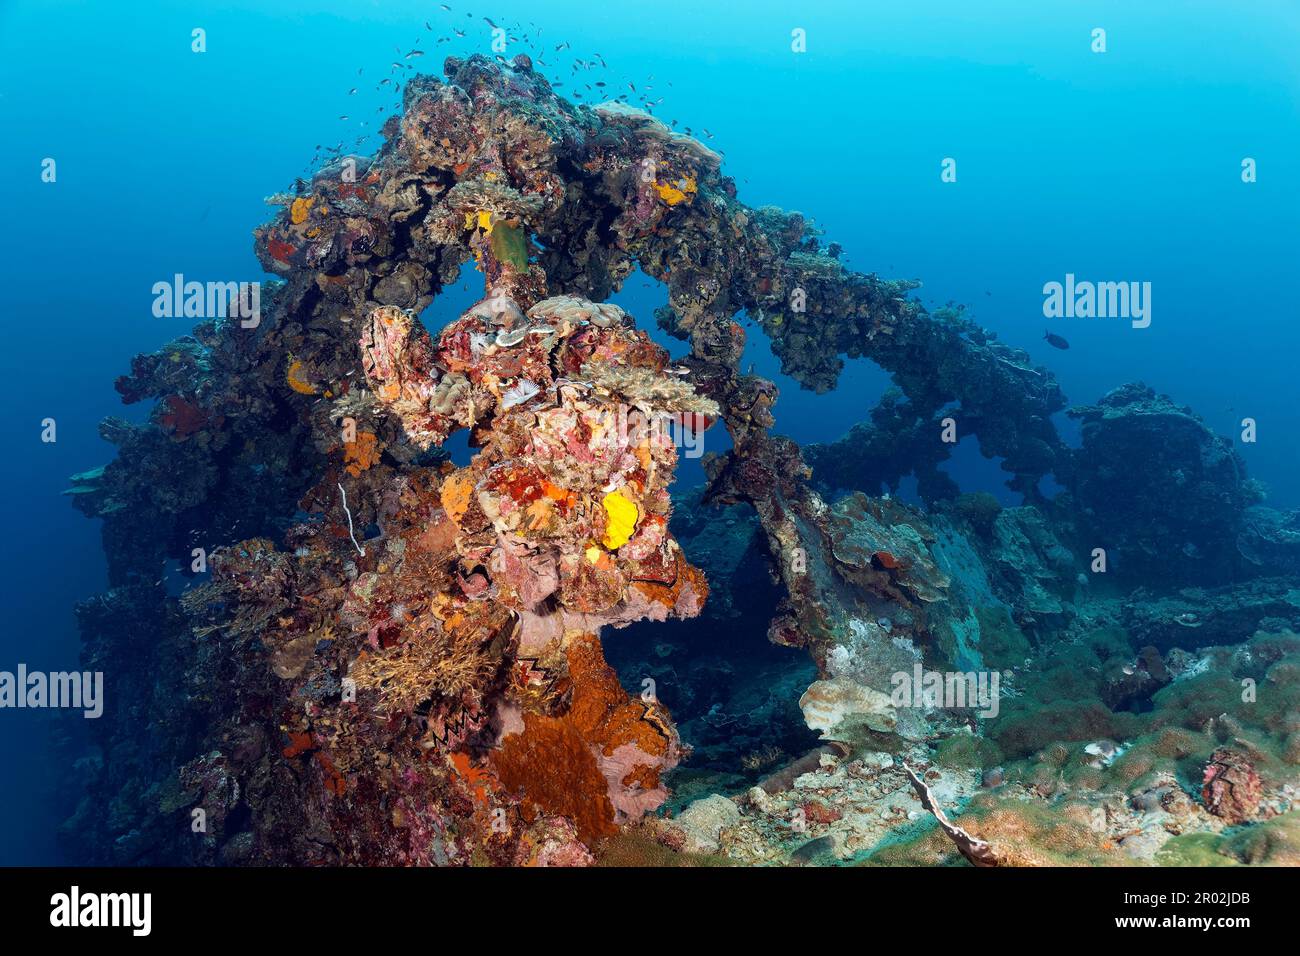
[66,55,1300,866]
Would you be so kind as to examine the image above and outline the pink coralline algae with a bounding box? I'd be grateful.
[1202,748,1262,824]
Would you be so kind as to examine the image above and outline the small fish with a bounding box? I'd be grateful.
[1043,330,1070,350]
[406,49,424,58]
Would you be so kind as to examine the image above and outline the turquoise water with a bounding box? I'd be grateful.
[1,0,1298,863]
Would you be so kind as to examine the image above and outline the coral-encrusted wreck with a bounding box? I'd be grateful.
[188,293,712,863]
[66,55,1300,866]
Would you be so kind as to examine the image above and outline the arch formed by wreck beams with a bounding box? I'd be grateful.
[101,54,1070,672]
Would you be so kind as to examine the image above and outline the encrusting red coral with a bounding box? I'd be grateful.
[354,293,710,841]
[492,712,621,844]
[491,632,681,840]
[158,394,212,439]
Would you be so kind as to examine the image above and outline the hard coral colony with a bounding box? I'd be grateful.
[65,52,1300,870]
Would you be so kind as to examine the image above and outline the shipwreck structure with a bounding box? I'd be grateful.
[66,56,1299,865]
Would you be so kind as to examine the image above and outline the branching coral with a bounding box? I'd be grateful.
[350,617,497,714]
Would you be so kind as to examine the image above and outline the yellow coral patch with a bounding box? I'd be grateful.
[286,358,318,395]
[585,545,602,565]
[464,209,494,234]
[601,491,639,550]
[654,177,697,206]
[290,196,314,225]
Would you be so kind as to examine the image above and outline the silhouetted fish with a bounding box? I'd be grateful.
[1043,330,1070,350]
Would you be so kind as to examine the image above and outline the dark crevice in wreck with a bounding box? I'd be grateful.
[604,490,820,796]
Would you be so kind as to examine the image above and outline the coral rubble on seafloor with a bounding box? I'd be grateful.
[63,54,1298,866]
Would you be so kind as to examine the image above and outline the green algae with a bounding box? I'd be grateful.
[1219,811,1300,865]
[489,221,531,270]
[1156,815,1300,867]
[594,829,734,867]
[861,795,1115,867]
[972,605,1031,669]
[1155,832,1238,867]
[934,732,1003,771]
